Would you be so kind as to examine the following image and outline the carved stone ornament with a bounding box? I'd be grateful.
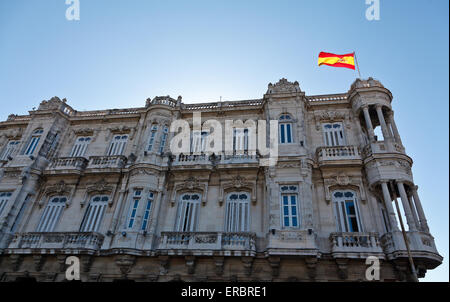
[314,110,351,130]
[266,78,301,94]
[218,175,257,206]
[82,179,114,207]
[40,181,74,208]
[170,176,208,206]
[324,173,366,204]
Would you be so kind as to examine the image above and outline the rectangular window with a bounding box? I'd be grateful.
[126,189,142,229]
[159,126,168,154]
[333,191,362,233]
[80,195,109,232]
[279,123,293,144]
[281,194,299,227]
[279,185,299,228]
[36,196,67,232]
[25,130,43,155]
[191,130,208,153]
[233,129,248,153]
[1,140,20,160]
[147,125,158,151]
[225,192,250,232]
[108,135,128,156]
[141,192,154,231]
[0,191,13,217]
[323,123,345,146]
[176,193,200,232]
[70,137,91,157]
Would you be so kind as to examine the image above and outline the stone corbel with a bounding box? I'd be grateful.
[305,257,318,280]
[185,256,196,275]
[213,257,224,276]
[241,257,254,277]
[115,255,136,278]
[336,259,348,280]
[159,255,170,275]
[33,255,45,272]
[56,255,67,272]
[9,255,23,272]
[81,255,93,273]
[268,256,280,277]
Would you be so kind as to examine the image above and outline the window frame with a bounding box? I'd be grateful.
[224,192,250,232]
[36,196,67,232]
[70,136,92,157]
[279,114,294,144]
[107,135,128,156]
[79,195,109,232]
[175,192,201,232]
[147,124,159,152]
[0,140,20,160]
[332,190,363,233]
[24,129,44,155]
[322,122,346,147]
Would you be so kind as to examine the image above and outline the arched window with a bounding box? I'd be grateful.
[159,126,169,154]
[322,123,345,146]
[80,195,109,232]
[0,140,20,160]
[108,135,128,156]
[225,192,250,232]
[332,190,362,232]
[36,196,67,232]
[279,114,293,144]
[70,136,91,157]
[175,193,201,232]
[24,129,43,155]
[147,124,159,151]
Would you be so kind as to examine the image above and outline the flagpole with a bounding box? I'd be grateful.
[354,52,362,78]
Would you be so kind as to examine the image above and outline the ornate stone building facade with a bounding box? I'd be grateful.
[0,78,442,281]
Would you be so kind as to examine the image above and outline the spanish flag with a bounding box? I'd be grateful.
[318,52,355,70]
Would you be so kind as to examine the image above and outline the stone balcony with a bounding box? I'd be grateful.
[8,232,104,253]
[362,141,405,158]
[329,232,384,258]
[86,155,127,171]
[171,152,259,170]
[265,230,319,256]
[45,157,88,175]
[158,232,256,256]
[316,145,362,167]
[380,231,442,269]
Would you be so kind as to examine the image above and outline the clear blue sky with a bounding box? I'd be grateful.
[0,0,448,281]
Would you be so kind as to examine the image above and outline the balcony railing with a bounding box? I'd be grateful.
[330,232,383,255]
[316,145,361,163]
[47,157,88,171]
[9,232,104,250]
[217,153,258,164]
[158,232,256,251]
[87,155,127,169]
[172,153,211,165]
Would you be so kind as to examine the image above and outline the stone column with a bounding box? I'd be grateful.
[411,185,429,232]
[362,106,375,142]
[381,181,399,231]
[408,194,420,230]
[397,181,418,231]
[387,111,403,146]
[375,105,391,141]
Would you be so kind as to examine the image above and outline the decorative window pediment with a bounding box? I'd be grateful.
[82,179,115,207]
[219,175,256,206]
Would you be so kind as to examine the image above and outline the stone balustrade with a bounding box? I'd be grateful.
[48,157,88,171]
[330,232,383,256]
[87,155,127,169]
[316,145,361,163]
[9,232,104,250]
[158,232,256,251]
